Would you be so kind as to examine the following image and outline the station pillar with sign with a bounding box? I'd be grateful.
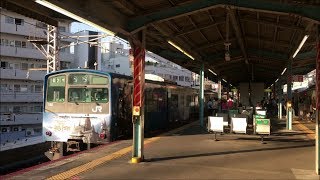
[218,78,222,112]
[315,33,320,174]
[199,64,204,128]
[287,58,293,130]
[130,30,146,163]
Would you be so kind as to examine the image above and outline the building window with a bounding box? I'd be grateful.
[116,64,120,68]
[185,77,190,82]
[14,84,21,92]
[0,84,8,92]
[58,26,66,32]
[179,76,184,81]
[35,85,42,92]
[20,85,28,92]
[1,61,8,68]
[34,106,42,112]
[60,61,69,69]
[15,40,22,48]
[13,106,21,113]
[5,16,14,24]
[21,41,26,48]
[21,63,28,70]
[173,76,178,81]
[36,21,47,28]
[15,18,24,25]
[0,105,8,113]
[20,106,27,112]
[35,64,42,68]
[9,40,15,47]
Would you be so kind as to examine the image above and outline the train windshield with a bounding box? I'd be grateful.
[47,75,66,102]
[68,88,109,103]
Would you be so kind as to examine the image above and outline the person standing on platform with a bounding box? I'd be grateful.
[227,97,234,109]
[207,99,213,116]
[221,99,228,113]
[212,98,218,116]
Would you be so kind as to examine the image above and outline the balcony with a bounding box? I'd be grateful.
[1,22,47,38]
[0,46,45,59]
[0,113,42,126]
[0,92,43,102]
[1,46,74,61]
[0,68,46,81]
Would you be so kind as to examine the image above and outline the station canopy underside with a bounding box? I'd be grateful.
[2,0,320,87]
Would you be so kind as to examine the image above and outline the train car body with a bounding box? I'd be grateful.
[43,69,200,159]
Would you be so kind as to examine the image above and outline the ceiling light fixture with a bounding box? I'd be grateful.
[292,35,309,58]
[281,68,287,75]
[168,40,195,60]
[208,69,217,76]
[222,79,227,83]
[275,78,279,82]
[35,0,115,36]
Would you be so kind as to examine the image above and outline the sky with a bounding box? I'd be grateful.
[71,22,130,49]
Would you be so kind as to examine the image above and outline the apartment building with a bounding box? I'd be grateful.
[0,9,74,151]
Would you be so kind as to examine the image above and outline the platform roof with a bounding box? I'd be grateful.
[2,0,319,87]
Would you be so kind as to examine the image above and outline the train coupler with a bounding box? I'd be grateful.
[67,141,81,152]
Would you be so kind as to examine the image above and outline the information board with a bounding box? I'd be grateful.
[231,117,247,134]
[255,118,270,135]
[208,117,224,133]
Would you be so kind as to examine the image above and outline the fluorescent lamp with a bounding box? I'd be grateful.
[168,40,195,60]
[281,68,287,75]
[271,84,274,87]
[208,69,217,75]
[292,35,309,58]
[222,79,227,82]
[230,84,233,87]
[35,0,115,36]
[275,78,279,82]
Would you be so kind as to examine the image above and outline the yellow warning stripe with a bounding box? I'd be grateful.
[293,121,315,140]
[47,137,160,180]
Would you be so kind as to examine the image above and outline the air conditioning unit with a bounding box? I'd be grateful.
[1,127,10,133]
[25,128,34,136]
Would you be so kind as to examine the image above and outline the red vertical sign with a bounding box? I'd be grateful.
[316,41,320,110]
[133,47,145,107]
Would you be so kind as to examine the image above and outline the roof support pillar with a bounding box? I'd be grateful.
[199,64,204,128]
[315,25,320,175]
[130,29,146,164]
[218,78,222,112]
[286,58,293,130]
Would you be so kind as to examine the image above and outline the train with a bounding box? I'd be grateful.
[42,69,206,160]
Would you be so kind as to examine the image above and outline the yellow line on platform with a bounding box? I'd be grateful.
[293,121,315,140]
[47,137,160,180]
[47,121,196,180]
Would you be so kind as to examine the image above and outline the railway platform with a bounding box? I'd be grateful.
[3,118,319,180]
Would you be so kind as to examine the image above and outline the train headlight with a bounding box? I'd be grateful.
[99,133,106,139]
[46,131,52,136]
